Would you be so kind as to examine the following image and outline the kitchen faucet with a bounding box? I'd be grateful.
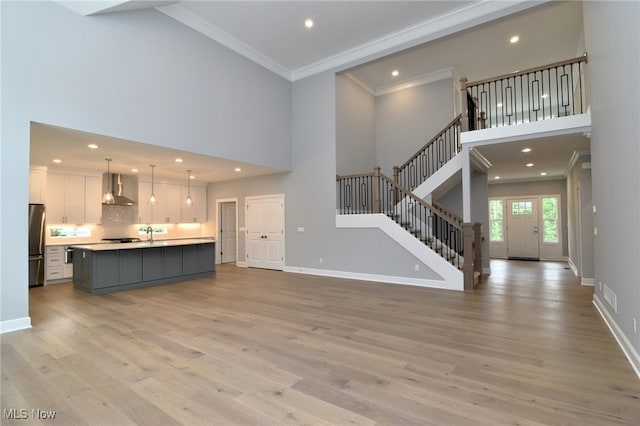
[146,226,153,242]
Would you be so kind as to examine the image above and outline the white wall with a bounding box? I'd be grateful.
[583,1,640,356]
[335,75,376,175]
[1,1,291,327]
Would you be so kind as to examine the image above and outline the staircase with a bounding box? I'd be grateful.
[336,163,482,290]
[337,55,590,291]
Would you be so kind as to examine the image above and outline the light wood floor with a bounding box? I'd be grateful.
[2,261,639,425]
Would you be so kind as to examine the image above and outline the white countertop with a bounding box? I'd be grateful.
[72,238,215,251]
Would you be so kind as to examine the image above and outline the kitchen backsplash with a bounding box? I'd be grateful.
[46,223,210,245]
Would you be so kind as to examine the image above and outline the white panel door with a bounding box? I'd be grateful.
[246,195,284,270]
[263,197,284,269]
[220,202,237,263]
[246,199,264,266]
[507,199,539,259]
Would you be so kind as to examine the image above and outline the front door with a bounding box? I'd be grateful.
[507,198,539,259]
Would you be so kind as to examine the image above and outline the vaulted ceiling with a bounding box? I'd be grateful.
[38,0,588,183]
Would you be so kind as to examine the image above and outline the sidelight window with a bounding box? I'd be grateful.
[489,199,504,241]
[542,197,559,242]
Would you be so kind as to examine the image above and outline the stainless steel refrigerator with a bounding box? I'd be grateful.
[29,204,46,287]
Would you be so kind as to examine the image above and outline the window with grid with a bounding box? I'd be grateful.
[542,197,559,242]
[511,200,533,215]
[489,199,504,241]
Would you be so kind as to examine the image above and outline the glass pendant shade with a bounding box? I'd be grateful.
[185,170,193,206]
[148,164,157,206]
[102,158,115,204]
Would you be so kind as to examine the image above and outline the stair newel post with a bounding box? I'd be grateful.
[373,166,381,214]
[392,166,400,206]
[479,111,486,129]
[460,78,469,132]
[463,222,474,290]
[473,222,483,282]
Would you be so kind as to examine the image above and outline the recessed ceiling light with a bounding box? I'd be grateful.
[53,158,62,163]
[189,175,195,180]
[175,158,183,163]
[131,168,139,173]
[304,18,314,28]
[87,144,98,149]
[526,163,534,167]
[521,147,532,153]
[494,176,501,180]
[510,35,519,44]
[497,102,503,108]
[540,172,547,176]
[234,167,242,172]
[391,70,399,77]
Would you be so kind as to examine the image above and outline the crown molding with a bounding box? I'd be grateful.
[155,3,292,80]
[341,73,376,96]
[375,68,453,96]
[291,0,545,81]
[157,1,544,83]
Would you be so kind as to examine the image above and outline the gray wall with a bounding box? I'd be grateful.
[583,1,640,353]
[210,72,441,280]
[436,171,490,270]
[1,2,291,324]
[375,78,454,176]
[488,179,569,257]
[335,75,376,175]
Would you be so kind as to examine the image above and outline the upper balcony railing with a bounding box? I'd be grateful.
[460,54,588,131]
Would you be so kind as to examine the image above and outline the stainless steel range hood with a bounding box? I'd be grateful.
[103,173,136,206]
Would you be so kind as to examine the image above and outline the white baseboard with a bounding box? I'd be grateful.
[593,295,640,379]
[0,317,32,334]
[283,266,456,291]
[235,261,248,268]
[567,257,579,277]
[581,277,595,286]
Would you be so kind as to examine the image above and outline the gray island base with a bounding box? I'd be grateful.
[72,239,215,294]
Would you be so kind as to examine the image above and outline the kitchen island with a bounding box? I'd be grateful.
[72,239,215,294]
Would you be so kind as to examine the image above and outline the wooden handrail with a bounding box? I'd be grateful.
[378,172,462,230]
[336,172,373,180]
[432,200,463,224]
[466,54,588,87]
[398,114,462,171]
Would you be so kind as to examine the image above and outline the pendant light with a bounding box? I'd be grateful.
[185,170,193,206]
[102,158,115,204]
[148,164,157,206]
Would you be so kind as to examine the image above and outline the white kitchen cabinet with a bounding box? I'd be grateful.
[46,246,73,282]
[84,176,102,224]
[29,167,47,204]
[156,182,182,223]
[137,181,153,224]
[48,173,85,224]
[46,246,64,281]
[48,173,101,224]
[181,185,206,223]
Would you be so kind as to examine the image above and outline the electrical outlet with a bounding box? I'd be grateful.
[415,264,419,271]
[599,281,602,291]
[319,257,323,264]
[633,318,637,334]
